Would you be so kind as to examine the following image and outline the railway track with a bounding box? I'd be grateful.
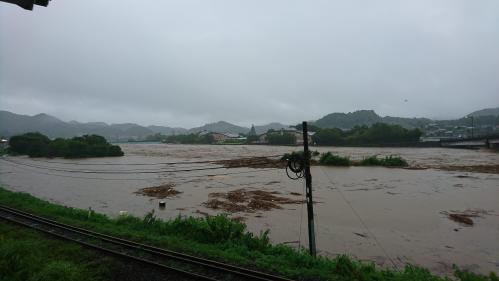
[0,204,294,281]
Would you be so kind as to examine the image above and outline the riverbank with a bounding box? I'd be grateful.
[0,187,496,281]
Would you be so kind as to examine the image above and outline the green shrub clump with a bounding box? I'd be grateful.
[359,155,408,167]
[319,152,351,166]
[8,132,124,158]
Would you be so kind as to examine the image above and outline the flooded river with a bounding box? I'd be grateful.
[1,144,498,275]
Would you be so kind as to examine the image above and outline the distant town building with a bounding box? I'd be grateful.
[207,132,246,144]
[0,138,8,149]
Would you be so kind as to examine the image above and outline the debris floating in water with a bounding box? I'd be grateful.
[441,209,493,226]
[204,188,303,213]
[134,183,181,199]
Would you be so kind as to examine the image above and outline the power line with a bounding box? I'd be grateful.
[3,159,279,181]
[319,166,400,270]
[4,158,219,173]
[1,157,281,175]
[22,154,284,166]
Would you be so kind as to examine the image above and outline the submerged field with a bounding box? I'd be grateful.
[0,144,498,276]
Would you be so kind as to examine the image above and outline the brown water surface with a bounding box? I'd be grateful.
[0,144,498,275]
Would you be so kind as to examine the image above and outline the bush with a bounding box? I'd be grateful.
[267,132,296,145]
[359,155,408,167]
[359,155,383,166]
[319,152,351,166]
[380,155,408,167]
[8,132,50,157]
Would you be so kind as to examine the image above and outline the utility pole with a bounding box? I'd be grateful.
[471,116,474,138]
[302,121,316,256]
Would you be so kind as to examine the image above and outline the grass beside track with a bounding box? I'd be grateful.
[0,222,117,281]
[0,187,497,281]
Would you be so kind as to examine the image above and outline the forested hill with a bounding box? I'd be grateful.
[468,107,499,117]
[314,110,432,129]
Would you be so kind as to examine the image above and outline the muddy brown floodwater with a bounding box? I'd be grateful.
[0,144,498,276]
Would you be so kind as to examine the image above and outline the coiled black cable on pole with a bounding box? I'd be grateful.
[283,152,304,180]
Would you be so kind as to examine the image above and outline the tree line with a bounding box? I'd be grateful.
[311,123,422,145]
[142,123,422,146]
[8,132,124,158]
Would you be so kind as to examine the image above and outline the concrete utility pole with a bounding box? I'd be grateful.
[302,121,316,256]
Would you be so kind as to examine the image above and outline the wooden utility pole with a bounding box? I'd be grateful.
[302,121,317,256]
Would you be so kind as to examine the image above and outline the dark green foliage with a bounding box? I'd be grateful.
[246,134,259,143]
[319,152,351,166]
[312,123,422,146]
[380,155,408,167]
[267,132,296,145]
[358,155,408,167]
[358,155,383,166]
[313,110,434,130]
[9,132,50,157]
[0,187,496,281]
[293,123,322,132]
[248,125,257,136]
[313,128,345,145]
[7,133,124,158]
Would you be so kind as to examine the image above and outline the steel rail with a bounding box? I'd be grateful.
[0,206,215,281]
[0,204,293,281]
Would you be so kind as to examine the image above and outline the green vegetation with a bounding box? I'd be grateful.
[7,133,124,158]
[267,131,296,145]
[358,155,409,167]
[311,110,432,130]
[313,123,422,146]
[0,187,496,281]
[0,222,124,281]
[319,152,351,166]
[163,133,215,144]
[317,152,408,167]
[144,133,167,142]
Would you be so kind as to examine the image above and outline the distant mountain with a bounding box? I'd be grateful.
[254,123,290,134]
[381,116,432,129]
[2,107,497,140]
[314,110,382,129]
[0,111,156,140]
[188,121,249,134]
[0,111,77,138]
[147,125,188,135]
[468,107,499,117]
[0,110,293,139]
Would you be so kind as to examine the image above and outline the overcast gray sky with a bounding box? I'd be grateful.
[1,0,498,128]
